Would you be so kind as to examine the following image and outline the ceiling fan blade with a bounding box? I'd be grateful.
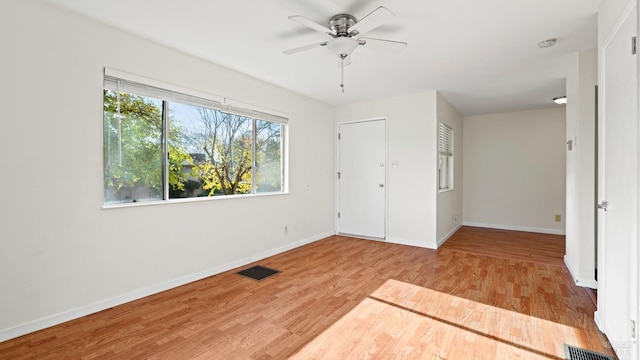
[288,15,335,35]
[336,56,352,67]
[349,6,394,36]
[358,37,407,52]
[283,41,329,55]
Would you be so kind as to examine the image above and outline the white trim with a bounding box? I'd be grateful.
[337,232,385,242]
[564,255,598,289]
[594,310,606,333]
[387,237,437,249]
[462,221,566,235]
[102,191,290,210]
[637,4,640,359]
[0,231,333,343]
[336,116,390,126]
[601,0,638,49]
[438,224,462,248]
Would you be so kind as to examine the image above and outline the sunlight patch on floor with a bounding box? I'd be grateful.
[289,279,604,359]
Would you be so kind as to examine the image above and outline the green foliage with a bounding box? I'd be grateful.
[168,144,194,192]
[103,91,163,201]
[103,91,192,202]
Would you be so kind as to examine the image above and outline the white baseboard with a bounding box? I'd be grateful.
[462,221,566,236]
[594,310,605,333]
[386,237,437,249]
[437,224,462,248]
[0,231,333,343]
[564,255,598,289]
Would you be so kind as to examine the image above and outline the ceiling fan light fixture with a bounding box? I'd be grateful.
[327,37,359,57]
[553,96,567,104]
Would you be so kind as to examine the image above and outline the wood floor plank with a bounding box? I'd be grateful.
[0,227,614,359]
[440,226,566,266]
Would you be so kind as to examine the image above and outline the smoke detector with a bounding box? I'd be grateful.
[538,38,557,49]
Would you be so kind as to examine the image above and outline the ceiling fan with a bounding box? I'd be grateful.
[283,6,407,92]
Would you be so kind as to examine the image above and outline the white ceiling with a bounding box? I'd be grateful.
[42,0,600,116]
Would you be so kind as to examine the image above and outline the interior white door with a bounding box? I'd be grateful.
[338,120,386,239]
[598,4,638,358]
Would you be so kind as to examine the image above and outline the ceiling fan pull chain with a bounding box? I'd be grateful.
[340,54,345,93]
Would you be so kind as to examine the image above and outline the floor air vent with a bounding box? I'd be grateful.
[237,265,280,281]
[564,344,615,360]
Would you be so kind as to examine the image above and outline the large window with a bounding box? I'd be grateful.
[438,122,453,191]
[103,71,286,205]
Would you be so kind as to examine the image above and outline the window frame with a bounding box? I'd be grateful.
[102,68,288,208]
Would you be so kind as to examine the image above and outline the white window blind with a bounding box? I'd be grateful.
[438,123,453,156]
[438,122,453,190]
[104,68,288,124]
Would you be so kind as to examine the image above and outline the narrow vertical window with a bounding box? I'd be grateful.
[438,122,454,191]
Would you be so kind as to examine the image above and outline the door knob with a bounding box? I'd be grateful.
[597,201,608,211]
[379,184,384,188]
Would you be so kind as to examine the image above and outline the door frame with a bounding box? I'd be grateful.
[636,3,640,359]
[336,117,389,240]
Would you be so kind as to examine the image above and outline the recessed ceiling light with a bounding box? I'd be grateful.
[553,96,567,104]
[538,38,557,49]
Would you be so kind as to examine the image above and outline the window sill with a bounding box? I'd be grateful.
[102,191,289,209]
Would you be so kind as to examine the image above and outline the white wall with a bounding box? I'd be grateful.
[436,94,464,245]
[565,49,598,289]
[463,108,566,234]
[335,92,439,248]
[0,0,335,341]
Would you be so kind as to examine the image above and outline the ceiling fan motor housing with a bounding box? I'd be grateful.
[329,14,357,36]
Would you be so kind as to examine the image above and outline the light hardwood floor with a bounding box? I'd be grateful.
[0,227,614,359]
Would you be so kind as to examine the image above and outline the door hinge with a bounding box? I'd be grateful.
[632,319,636,339]
[597,201,608,211]
[337,172,340,179]
[633,36,637,55]
[338,133,341,140]
[337,212,340,219]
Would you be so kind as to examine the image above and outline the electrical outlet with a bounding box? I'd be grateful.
[555,215,561,222]
[284,226,288,235]
[452,215,459,222]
